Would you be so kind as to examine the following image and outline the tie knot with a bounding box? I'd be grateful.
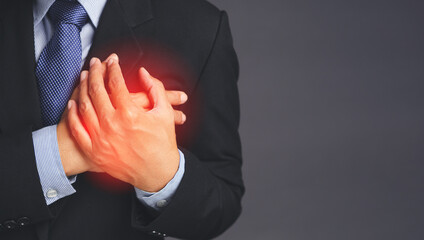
[48,0,88,30]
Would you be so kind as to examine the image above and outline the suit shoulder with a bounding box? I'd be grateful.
[153,0,223,22]
[175,0,222,16]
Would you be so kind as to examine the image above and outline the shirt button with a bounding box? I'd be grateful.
[156,199,168,208]
[46,189,58,198]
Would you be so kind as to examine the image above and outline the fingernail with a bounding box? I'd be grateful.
[106,53,119,63]
[90,57,97,67]
[182,113,186,122]
[141,67,150,76]
[111,53,119,62]
[80,71,88,81]
[180,93,188,103]
[107,58,114,67]
[67,100,73,110]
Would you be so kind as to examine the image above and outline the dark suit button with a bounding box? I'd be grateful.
[3,220,17,229]
[17,217,30,226]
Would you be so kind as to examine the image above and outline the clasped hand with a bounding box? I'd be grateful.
[58,54,185,192]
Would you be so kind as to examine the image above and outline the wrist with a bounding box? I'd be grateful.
[57,121,89,176]
[134,148,180,192]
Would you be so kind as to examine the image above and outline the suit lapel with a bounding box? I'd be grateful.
[0,2,50,240]
[83,0,153,83]
[0,0,43,130]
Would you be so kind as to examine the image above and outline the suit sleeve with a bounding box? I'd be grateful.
[0,126,52,231]
[131,11,244,239]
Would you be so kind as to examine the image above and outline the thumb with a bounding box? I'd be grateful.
[130,92,151,110]
[71,71,88,101]
[138,67,168,109]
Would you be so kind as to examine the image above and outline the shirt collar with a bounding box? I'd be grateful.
[33,0,108,28]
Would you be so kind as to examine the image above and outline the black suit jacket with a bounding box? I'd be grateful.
[0,0,243,239]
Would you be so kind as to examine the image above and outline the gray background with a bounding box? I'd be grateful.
[177,0,424,239]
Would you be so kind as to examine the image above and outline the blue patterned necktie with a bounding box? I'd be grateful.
[35,0,89,126]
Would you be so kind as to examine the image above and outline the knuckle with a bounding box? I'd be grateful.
[102,116,115,129]
[89,83,101,96]
[92,151,106,166]
[70,125,79,138]
[79,100,90,113]
[166,104,173,113]
[109,76,120,89]
[121,108,136,122]
[160,107,173,120]
[117,95,127,105]
[155,80,165,89]
[98,136,111,149]
[159,82,165,89]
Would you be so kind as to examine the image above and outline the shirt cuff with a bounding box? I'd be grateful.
[134,149,185,211]
[32,125,77,205]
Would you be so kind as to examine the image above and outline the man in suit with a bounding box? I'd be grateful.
[0,0,243,239]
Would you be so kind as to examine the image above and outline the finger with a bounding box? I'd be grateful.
[104,53,119,65]
[130,93,150,109]
[138,67,168,110]
[69,79,81,101]
[107,57,131,110]
[90,54,118,80]
[166,90,188,106]
[61,76,82,120]
[88,57,114,118]
[101,53,119,79]
[67,100,92,154]
[173,110,186,125]
[129,91,187,110]
[79,71,100,135]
